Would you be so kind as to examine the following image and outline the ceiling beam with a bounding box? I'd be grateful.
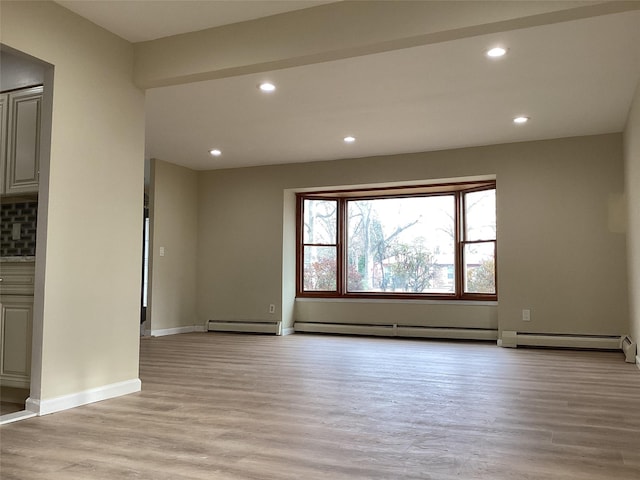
[133,1,637,90]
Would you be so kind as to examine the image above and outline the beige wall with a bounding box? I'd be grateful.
[198,134,627,338]
[197,168,285,324]
[148,159,198,332]
[496,135,627,335]
[1,2,145,401]
[624,80,640,352]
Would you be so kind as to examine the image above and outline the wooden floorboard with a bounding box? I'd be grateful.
[1,332,640,479]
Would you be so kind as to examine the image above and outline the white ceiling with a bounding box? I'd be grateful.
[56,2,640,171]
[56,0,336,42]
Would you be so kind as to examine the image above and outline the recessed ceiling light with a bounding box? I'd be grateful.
[343,136,356,143]
[513,116,529,124]
[486,47,507,58]
[209,149,222,156]
[258,82,276,92]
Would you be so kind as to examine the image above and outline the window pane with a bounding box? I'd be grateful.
[347,196,455,294]
[303,246,337,291]
[303,199,337,244]
[464,242,495,294]
[465,189,496,241]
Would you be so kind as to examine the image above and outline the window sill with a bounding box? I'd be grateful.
[295,297,498,306]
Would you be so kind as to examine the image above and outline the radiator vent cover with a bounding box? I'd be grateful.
[514,333,621,350]
[208,320,282,335]
[294,322,497,341]
[501,331,632,360]
[621,335,637,363]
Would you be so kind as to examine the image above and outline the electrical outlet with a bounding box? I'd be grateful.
[11,223,21,240]
[522,309,531,321]
[269,304,275,314]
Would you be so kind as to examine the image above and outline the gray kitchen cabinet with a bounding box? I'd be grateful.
[0,93,7,194]
[1,86,43,195]
[0,262,35,389]
[0,296,33,388]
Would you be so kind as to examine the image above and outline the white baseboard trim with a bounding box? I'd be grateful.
[25,378,141,416]
[151,325,196,337]
[636,355,640,370]
[282,327,295,336]
[194,325,206,332]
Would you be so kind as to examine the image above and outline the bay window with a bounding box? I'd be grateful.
[297,181,496,300]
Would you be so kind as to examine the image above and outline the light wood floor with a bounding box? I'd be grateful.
[1,333,640,479]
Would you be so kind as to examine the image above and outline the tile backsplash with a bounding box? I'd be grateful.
[1,201,38,256]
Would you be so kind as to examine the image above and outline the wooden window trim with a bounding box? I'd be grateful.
[296,181,496,301]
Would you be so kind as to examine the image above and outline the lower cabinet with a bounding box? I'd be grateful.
[0,295,33,389]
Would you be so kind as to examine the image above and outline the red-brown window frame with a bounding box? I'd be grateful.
[459,185,498,300]
[296,181,497,301]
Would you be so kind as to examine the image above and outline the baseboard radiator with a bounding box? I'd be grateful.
[501,332,635,361]
[294,322,498,341]
[621,335,637,363]
[208,320,282,335]
[515,333,621,349]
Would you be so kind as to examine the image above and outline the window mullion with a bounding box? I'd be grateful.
[338,198,347,295]
[296,195,303,295]
[462,239,495,246]
[494,240,498,297]
[455,191,463,299]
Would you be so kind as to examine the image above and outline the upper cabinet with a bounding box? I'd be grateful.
[0,86,43,196]
[0,94,7,194]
